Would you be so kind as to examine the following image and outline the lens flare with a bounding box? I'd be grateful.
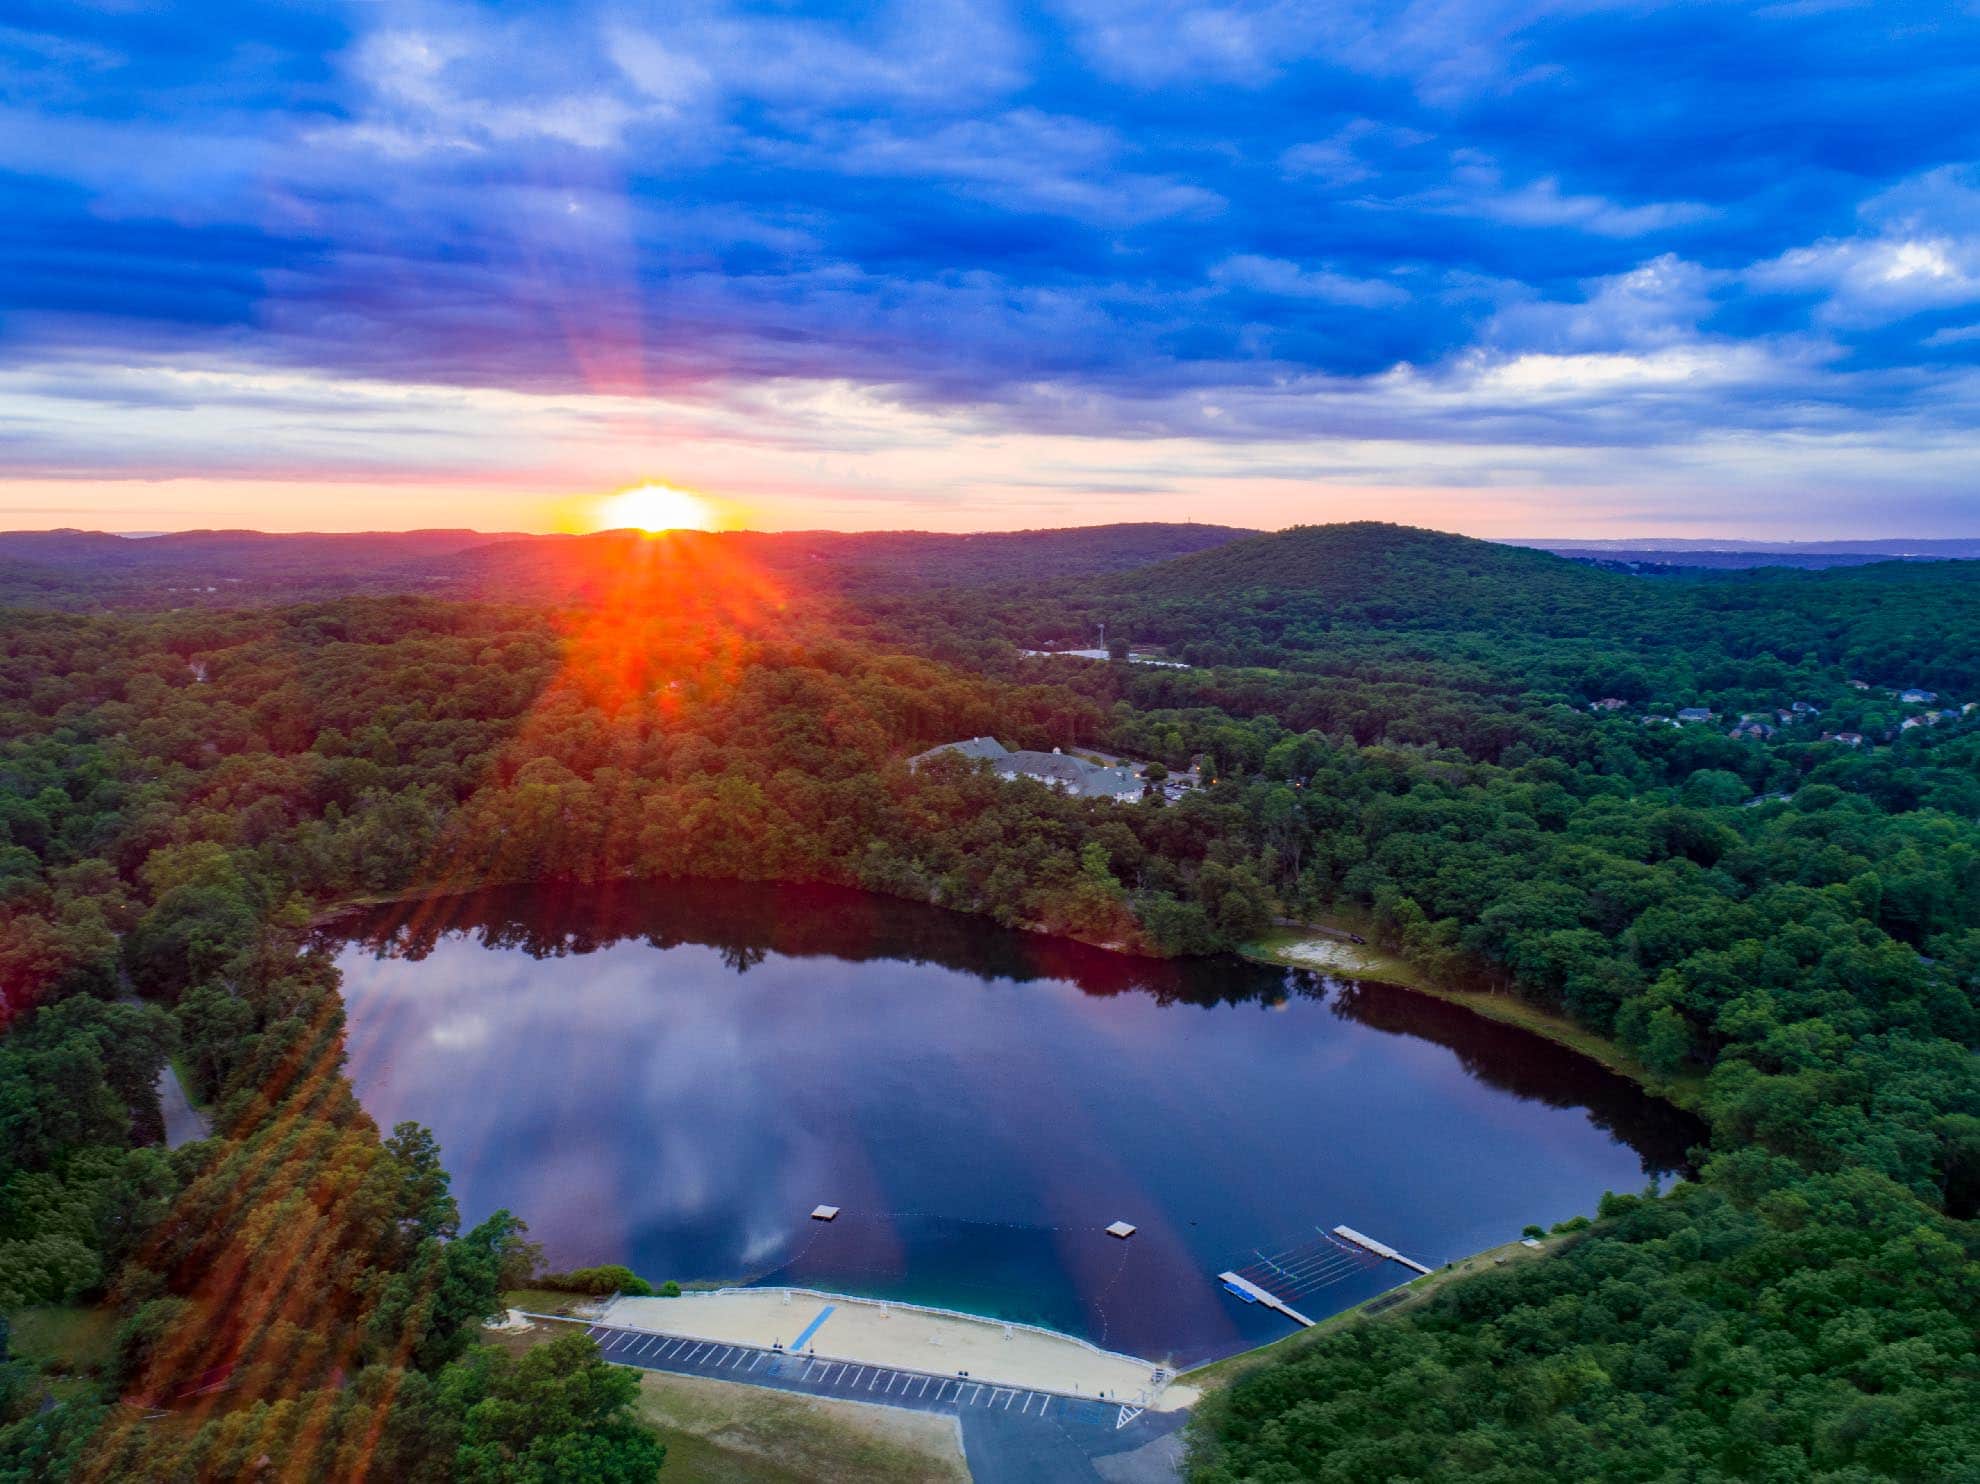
[599,483,717,532]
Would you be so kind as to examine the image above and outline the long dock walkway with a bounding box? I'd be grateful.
[1216,1271,1316,1327]
[1332,1225,1434,1275]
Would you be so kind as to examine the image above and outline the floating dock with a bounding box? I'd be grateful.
[1332,1225,1433,1276]
[1216,1271,1315,1327]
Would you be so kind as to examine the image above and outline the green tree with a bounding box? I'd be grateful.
[445,1333,664,1484]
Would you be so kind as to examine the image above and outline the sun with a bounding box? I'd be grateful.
[599,483,717,533]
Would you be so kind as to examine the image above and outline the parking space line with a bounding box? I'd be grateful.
[916,1376,931,1396]
[1036,1395,1050,1417]
[967,1385,982,1405]
[867,1369,881,1390]
[1002,1390,1015,1410]
[748,1353,766,1371]
[1020,1392,1033,1413]
[848,1367,864,1388]
[731,1349,751,1368]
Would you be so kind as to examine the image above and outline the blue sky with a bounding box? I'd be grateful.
[3,0,1979,535]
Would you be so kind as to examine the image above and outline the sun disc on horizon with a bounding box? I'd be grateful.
[599,483,717,533]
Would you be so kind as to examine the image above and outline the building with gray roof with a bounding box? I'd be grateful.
[908,737,1147,802]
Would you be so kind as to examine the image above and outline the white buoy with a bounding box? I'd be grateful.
[811,1204,841,1221]
[1106,1221,1137,1239]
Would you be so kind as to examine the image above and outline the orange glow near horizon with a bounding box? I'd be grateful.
[595,483,721,533]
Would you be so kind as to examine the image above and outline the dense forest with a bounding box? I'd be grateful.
[0,523,1974,1479]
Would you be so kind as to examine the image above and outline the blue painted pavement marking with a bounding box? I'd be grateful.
[788,1302,836,1352]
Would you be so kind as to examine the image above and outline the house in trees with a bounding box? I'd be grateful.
[1675,707,1716,723]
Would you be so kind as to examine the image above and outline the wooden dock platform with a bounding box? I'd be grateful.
[1331,1225,1433,1275]
[1216,1271,1315,1327]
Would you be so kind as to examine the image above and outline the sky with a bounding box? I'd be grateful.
[4,0,1980,538]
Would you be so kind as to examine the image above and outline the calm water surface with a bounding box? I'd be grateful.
[330,880,1699,1365]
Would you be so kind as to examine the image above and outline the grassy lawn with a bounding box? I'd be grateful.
[1182,1234,1570,1392]
[1244,919,1708,1112]
[499,1288,604,1317]
[8,1304,120,1377]
[633,1370,966,1484]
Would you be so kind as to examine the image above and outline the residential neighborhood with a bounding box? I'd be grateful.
[1606,681,1968,747]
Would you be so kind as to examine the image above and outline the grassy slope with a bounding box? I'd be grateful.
[8,1304,120,1376]
[632,1370,967,1484]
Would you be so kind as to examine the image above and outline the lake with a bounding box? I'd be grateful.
[329,879,1700,1366]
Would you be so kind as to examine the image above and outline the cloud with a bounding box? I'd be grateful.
[2,0,1979,535]
[800,110,1223,225]
[1415,154,1715,238]
[1488,255,1721,352]
[1746,166,1980,328]
[1212,255,1409,308]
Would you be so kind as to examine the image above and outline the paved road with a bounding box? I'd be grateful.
[573,1319,1186,1480]
[156,1062,211,1148]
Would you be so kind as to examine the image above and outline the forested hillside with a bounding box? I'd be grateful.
[0,524,1974,1479]
[0,522,1252,611]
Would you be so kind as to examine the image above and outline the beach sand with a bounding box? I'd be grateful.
[601,1289,1195,1410]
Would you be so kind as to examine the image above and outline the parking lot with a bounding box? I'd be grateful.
[569,1319,1189,1481]
[579,1321,1118,1423]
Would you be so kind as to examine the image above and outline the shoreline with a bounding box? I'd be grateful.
[1242,916,1708,1114]
[585,1287,1195,1410]
[315,876,1704,1113]
[1178,1230,1577,1393]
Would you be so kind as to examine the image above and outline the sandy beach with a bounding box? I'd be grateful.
[598,1289,1195,1410]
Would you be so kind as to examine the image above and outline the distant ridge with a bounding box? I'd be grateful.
[1504,536,1980,570]
[0,522,1254,608]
